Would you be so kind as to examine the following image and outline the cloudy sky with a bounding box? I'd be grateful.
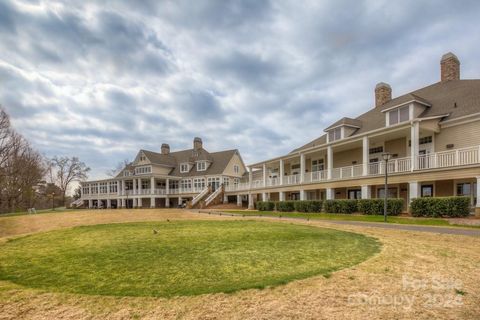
[1,0,480,179]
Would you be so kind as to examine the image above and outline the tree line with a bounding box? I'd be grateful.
[0,107,90,214]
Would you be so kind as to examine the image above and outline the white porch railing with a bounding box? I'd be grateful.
[205,186,223,206]
[284,174,301,185]
[417,146,480,170]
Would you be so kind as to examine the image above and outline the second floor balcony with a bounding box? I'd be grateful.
[225,145,480,192]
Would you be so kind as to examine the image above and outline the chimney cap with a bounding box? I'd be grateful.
[441,52,460,63]
[161,143,169,148]
[194,137,202,142]
[375,82,391,90]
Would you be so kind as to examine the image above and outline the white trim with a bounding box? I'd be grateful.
[381,99,431,113]
[440,112,480,125]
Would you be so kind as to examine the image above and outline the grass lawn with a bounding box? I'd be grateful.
[221,210,479,227]
[0,207,76,217]
[0,220,379,298]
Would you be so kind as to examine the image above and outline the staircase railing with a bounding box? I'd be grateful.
[205,185,224,207]
[191,186,210,207]
[71,198,84,208]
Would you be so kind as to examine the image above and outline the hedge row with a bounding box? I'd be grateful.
[410,197,470,217]
[256,201,323,213]
[256,199,403,215]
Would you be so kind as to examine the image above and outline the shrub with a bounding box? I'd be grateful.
[410,197,470,217]
[324,199,358,214]
[277,201,295,212]
[294,200,323,213]
[256,201,275,211]
[357,199,403,216]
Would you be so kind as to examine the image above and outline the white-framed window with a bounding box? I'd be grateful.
[92,184,98,194]
[328,127,342,142]
[135,166,151,175]
[311,159,324,172]
[109,182,118,193]
[139,155,146,161]
[197,161,207,171]
[193,178,205,189]
[291,163,300,175]
[123,170,131,177]
[233,164,239,174]
[180,163,189,173]
[181,179,192,190]
[233,178,240,185]
[99,182,108,194]
[223,177,230,186]
[388,105,409,126]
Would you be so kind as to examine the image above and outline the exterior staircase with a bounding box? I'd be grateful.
[187,186,211,209]
[71,198,84,208]
[204,184,225,208]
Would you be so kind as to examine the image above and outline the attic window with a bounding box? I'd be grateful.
[234,165,239,174]
[197,161,207,171]
[388,105,409,126]
[328,127,342,142]
[139,155,146,161]
[180,163,189,173]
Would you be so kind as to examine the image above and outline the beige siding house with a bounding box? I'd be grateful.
[224,53,480,215]
[80,137,247,208]
[80,52,480,215]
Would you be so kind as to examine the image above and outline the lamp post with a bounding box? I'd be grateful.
[382,152,392,222]
[50,192,55,211]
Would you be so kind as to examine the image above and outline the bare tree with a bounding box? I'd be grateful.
[106,159,130,177]
[50,156,90,206]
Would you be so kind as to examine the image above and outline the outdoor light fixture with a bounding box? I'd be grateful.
[381,152,391,222]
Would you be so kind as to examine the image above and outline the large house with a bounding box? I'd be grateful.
[80,137,247,208]
[80,52,480,215]
[224,52,480,215]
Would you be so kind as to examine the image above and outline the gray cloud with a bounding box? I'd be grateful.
[1,0,480,179]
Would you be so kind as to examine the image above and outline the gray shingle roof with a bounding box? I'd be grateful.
[324,117,363,131]
[142,148,238,177]
[292,79,480,153]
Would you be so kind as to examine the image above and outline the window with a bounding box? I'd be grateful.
[369,146,384,155]
[139,155,146,161]
[377,187,398,198]
[419,136,433,145]
[193,178,205,190]
[388,105,409,125]
[233,165,239,174]
[123,170,131,177]
[109,182,118,193]
[197,161,207,171]
[421,185,433,197]
[99,182,108,194]
[311,159,324,172]
[135,166,151,175]
[180,163,189,173]
[348,189,362,199]
[223,177,230,186]
[456,183,471,196]
[328,127,342,142]
[181,179,192,190]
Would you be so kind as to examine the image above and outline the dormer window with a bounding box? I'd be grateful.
[387,105,409,126]
[328,127,342,142]
[234,165,239,174]
[180,163,189,173]
[197,161,207,171]
[139,155,146,161]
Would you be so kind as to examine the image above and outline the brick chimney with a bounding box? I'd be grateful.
[161,143,170,155]
[193,137,203,150]
[375,82,392,108]
[441,52,460,82]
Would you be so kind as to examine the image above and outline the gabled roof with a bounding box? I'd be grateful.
[291,79,480,153]
[324,117,362,131]
[142,150,177,167]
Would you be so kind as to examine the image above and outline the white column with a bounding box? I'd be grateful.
[361,185,371,199]
[279,159,284,185]
[411,121,419,171]
[248,167,253,189]
[138,178,142,195]
[327,146,333,180]
[262,192,267,201]
[237,195,242,206]
[165,197,170,208]
[362,136,369,176]
[150,197,155,208]
[409,181,420,204]
[107,181,110,195]
[132,179,137,195]
[150,176,155,195]
[326,188,334,200]
[122,180,125,196]
[117,180,121,196]
[138,197,142,208]
[263,163,267,187]
[223,194,228,203]
[107,199,111,209]
[166,178,170,194]
[121,198,125,208]
[300,189,305,201]
[300,153,305,183]
[248,193,254,209]
[279,191,285,201]
[88,184,92,196]
[178,197,183,206]
[88,199,93,208]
